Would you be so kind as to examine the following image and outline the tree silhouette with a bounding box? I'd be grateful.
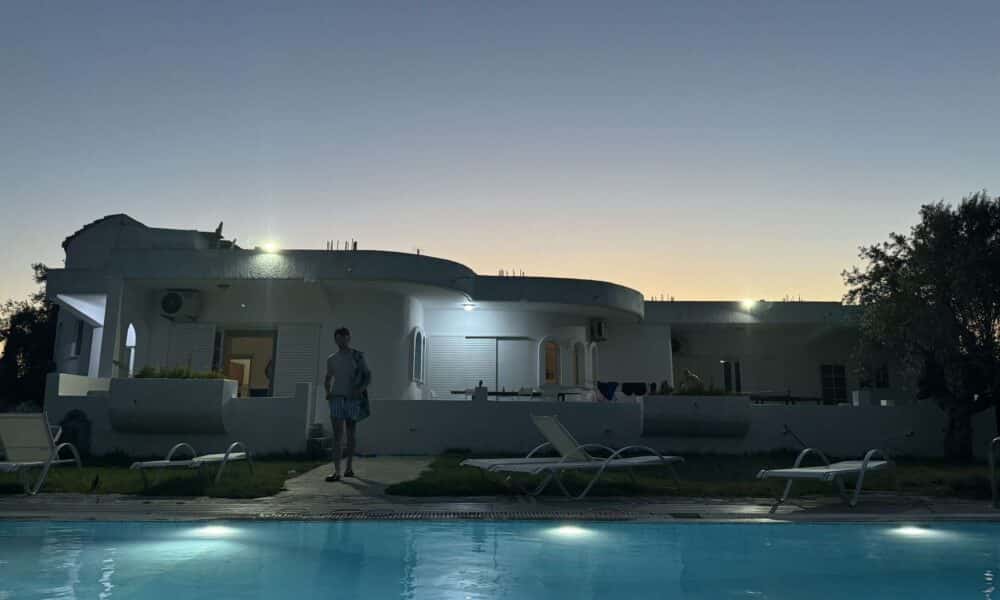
[844,192,1000,459]
[0,263,57,411]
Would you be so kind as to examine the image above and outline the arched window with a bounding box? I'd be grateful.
[125,323,137,377]
[542,341,560,385]
[411,328,426,383]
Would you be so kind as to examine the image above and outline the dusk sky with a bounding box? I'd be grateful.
[2,1,999,305]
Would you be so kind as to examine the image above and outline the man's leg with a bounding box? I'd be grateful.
[345,420,357,473]
[330,417,344,478]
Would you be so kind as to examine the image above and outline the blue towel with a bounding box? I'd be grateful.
[596,381,618,402]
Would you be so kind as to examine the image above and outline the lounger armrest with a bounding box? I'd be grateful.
[50,426,63,443]
[792,447,833,468]
[53,442,83,468]
[525,442,555,459]
[860,448,890,470]
[166,442,198,462]
[222,441,252,463]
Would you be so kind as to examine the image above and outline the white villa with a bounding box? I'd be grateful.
[43,214,992,458]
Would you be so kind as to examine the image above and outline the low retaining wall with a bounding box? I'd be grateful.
[357,399,643,455]
[640,400,998,459]
[46,380,311,457]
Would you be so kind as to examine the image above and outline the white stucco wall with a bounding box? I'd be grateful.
[46,379,311,456]
[358,399,643,455]
[640,400,998,459]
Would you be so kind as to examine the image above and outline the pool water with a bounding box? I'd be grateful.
[1,520,998,599]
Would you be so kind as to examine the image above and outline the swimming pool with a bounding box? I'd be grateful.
[1,520,996,599]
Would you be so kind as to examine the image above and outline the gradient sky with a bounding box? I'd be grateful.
[2,1,999,305]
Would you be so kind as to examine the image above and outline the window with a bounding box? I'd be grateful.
[125,323,137,377]
[720,360,742,393]
[820,364,847,402]
[543,341,560,384]
[411,328,426,383]
[70,320,85,357]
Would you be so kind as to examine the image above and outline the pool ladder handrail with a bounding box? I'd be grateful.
[990,437,1000,508]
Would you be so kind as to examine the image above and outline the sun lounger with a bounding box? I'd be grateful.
[756,447,892,513]
[130,441,253,487]
[0,412,83,495]
[460,415,684,499]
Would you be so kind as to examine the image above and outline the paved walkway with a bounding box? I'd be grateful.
[1,457,998,523]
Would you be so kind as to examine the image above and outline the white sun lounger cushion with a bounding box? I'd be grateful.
[758,460,890,482]
[130,453,248,470]
[481,455,682,475]
[0,459,78,472]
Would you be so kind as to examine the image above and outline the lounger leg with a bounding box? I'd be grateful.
[29,461,53,496]
[833,475,849,502]
[771,480,795,514]
[850,470,868,507]
[554,474,574,498]
[668,465,681,486]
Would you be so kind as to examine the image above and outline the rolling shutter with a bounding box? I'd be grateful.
[166,323,216,372]
[426,336,496,399]
[273,324,320,397]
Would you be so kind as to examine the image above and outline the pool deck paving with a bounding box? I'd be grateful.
[1,457,998,523]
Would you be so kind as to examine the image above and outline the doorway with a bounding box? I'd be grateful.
[219,330,277,397]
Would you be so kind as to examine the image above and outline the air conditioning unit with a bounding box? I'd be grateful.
[159,289,202,321]
[588,318,608,342]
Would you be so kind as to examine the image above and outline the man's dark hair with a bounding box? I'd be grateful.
[334,327,351,338]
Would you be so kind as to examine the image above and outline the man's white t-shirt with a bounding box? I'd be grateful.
[328,350,356,398]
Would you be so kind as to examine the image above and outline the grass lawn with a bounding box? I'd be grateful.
[385,451,994,500]
[0,456,325,498]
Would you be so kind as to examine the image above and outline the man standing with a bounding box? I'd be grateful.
[324,327,371,482]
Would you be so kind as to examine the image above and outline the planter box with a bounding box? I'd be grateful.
[642,395,751,437]
[108,378,238,434]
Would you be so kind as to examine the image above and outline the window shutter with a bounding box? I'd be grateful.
[273,324,320,397]
[166,323,216,372]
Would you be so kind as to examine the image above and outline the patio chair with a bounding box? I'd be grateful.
[461,414,684,499]
[129,441,254,489]
[0,412,83,495]
[756,447,893,513]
